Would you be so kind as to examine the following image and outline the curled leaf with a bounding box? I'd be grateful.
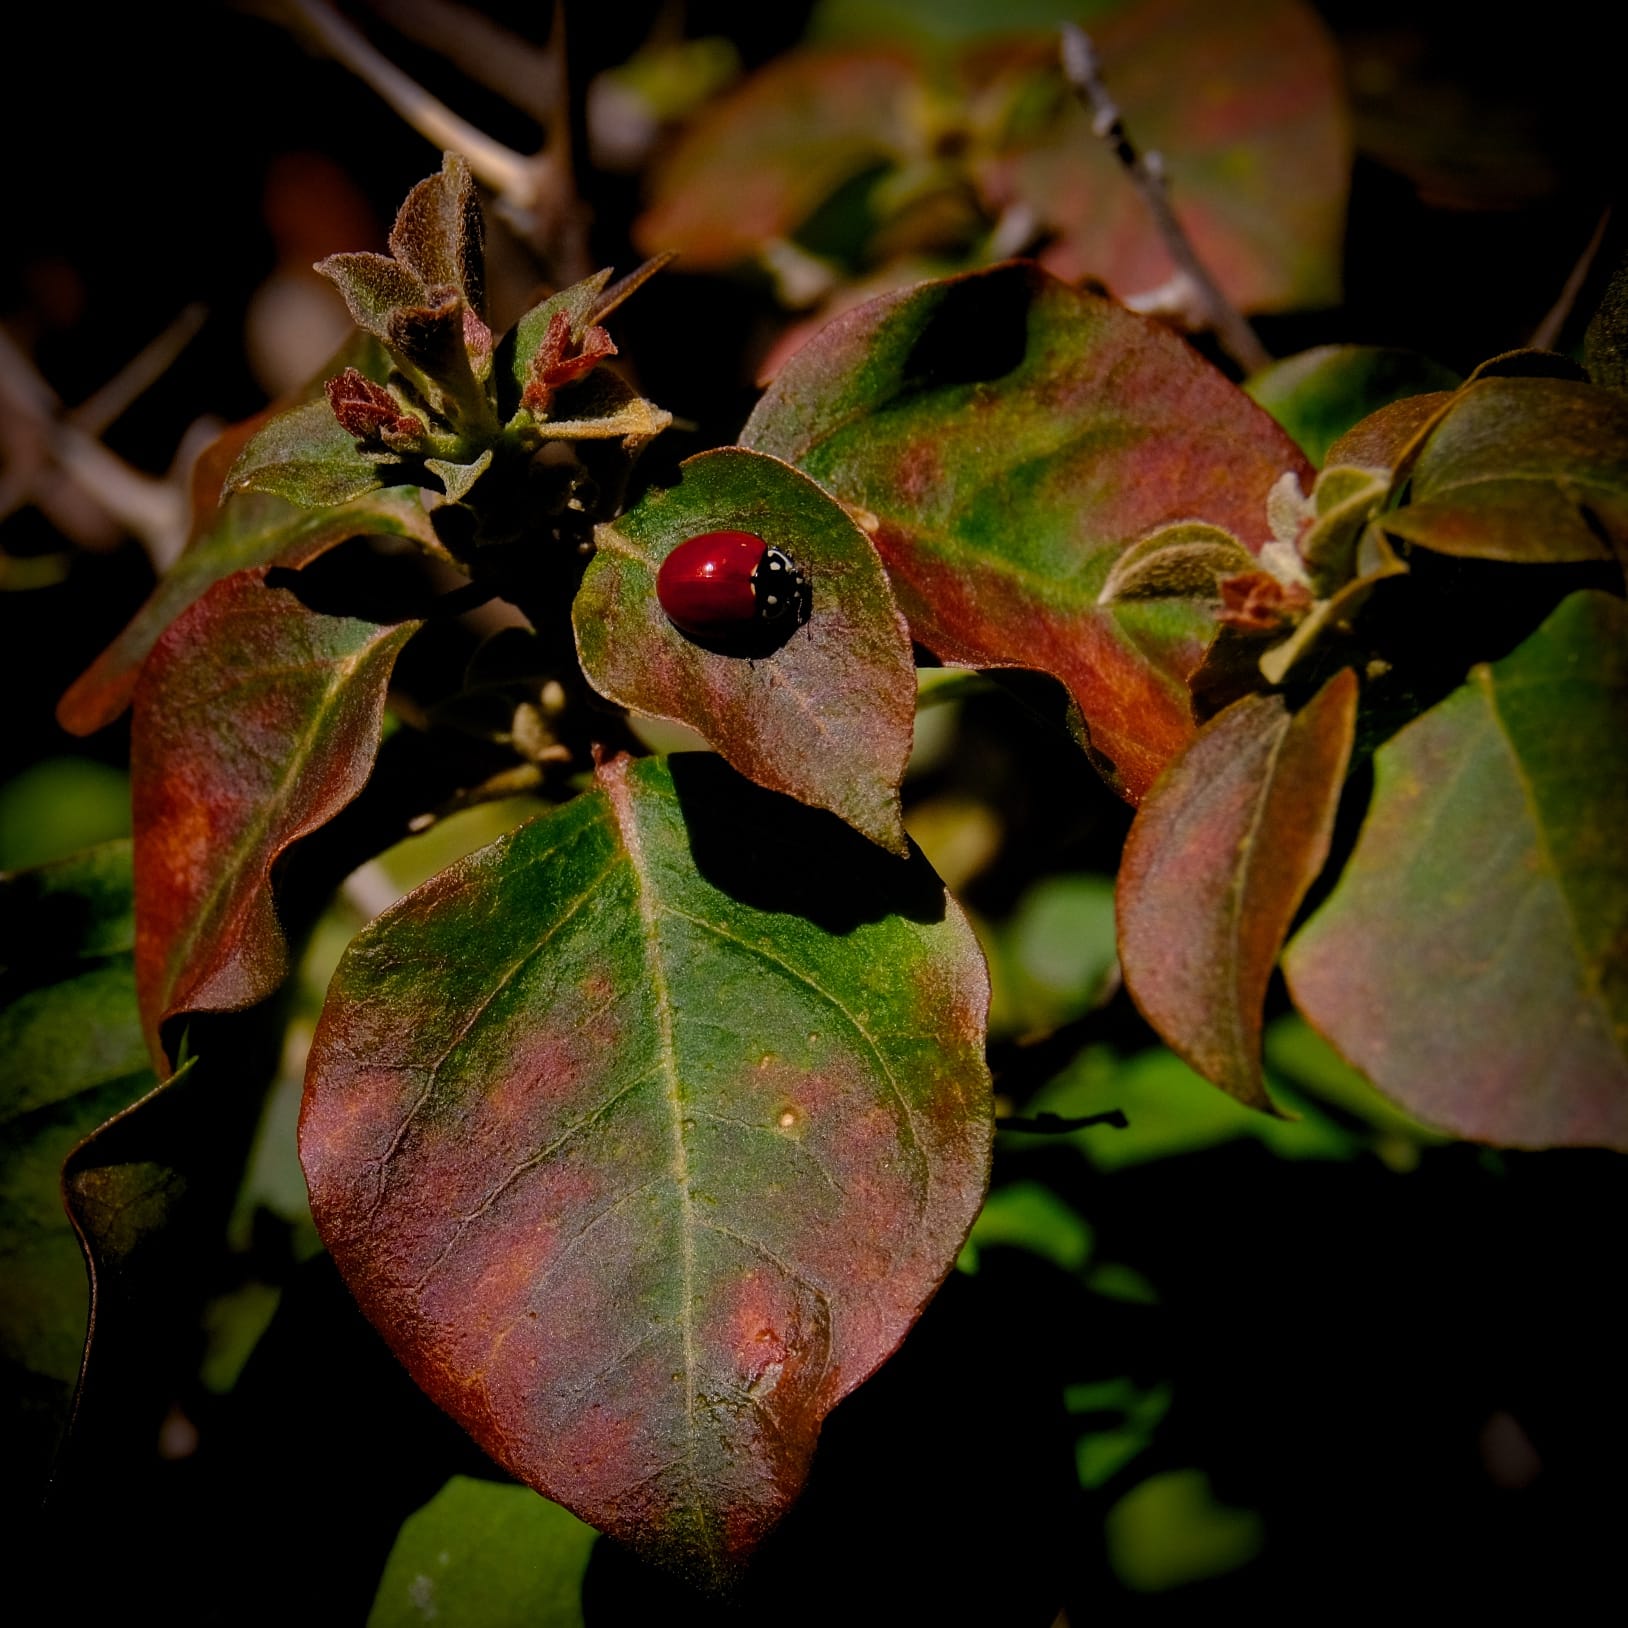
[1096,523,1258,606]
[132,568,420,1066]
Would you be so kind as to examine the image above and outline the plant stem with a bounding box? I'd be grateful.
[1059,23,1270,374]
[286,0,538,208]
[1529,206,1612,351]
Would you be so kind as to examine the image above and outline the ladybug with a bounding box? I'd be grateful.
[656,530,809,645]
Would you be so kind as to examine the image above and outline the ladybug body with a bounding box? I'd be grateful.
[657,530,808,644]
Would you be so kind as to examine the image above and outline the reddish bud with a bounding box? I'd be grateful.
[326,368,424,443]
[522,311,618,414]
[1218,571,1313,633]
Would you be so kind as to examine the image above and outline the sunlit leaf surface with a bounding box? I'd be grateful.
[302,753,991,1586]
[745,262,1309,800]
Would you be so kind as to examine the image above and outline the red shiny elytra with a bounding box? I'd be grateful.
[656,530,808,641]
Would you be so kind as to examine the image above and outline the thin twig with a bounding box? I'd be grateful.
[996,1109,1129,1134]
[1059,23,1270,374]
[286,0,539,208]
[70,304,209,438]
[1530,205,1612,351]
[360,0,556,122]
[0,326,188,563]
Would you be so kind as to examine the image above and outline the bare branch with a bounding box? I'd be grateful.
[360,0,556,122]
[71,303,209,438]
[1059,22,1270,374]
[0,326,188,565]
[1530,206,1612,352]
[285,0,538,208]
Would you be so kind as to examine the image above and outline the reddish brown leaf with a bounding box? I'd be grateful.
[743,262,1311,801]
[132,568,420,1066]
[325,367,425,442]
[300,753,992,1586]
[1323,392,1456,471]
[1285,592,1628,1149]
[1117,668,1358,1110]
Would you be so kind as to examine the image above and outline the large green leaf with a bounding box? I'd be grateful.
[0,844,156,1495]
[1285,591,1628,1149]
[132,567,420,1067]
[1117,669,1357,1110]
[974,0,1349,314]
[301,753,992,1587]
[743,262,1310,800]
[368,1477,595,1628]
[1380,377,1628,565]
[575,448,916,854]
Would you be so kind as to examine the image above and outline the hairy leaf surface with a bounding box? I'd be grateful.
[132,568,420,1067]
[1286,592,1628,1148]
[576,448,915,853]
[1117,670,1357,1110]
[301,753,992,1586]
[743,262,1310,799]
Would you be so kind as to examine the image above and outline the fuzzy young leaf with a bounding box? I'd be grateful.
[388,151,485,312]
[225,397,397,508]
[1117,669,1358,1110]
[576,448,915,853]
[744,262,1310,800]
[132,568,420,1067]
[1285,591,1628,1149]
[301,752,992,1588]
[498,272,613,420]
[316,252,428,341]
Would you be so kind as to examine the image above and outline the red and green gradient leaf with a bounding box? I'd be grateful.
[575,448,916,854]
[131,568,420,1067]
[1117,669,1357,1110]
[743,261,1311,800]
[1286,592,1628,1149]
[300,752,992,1588]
